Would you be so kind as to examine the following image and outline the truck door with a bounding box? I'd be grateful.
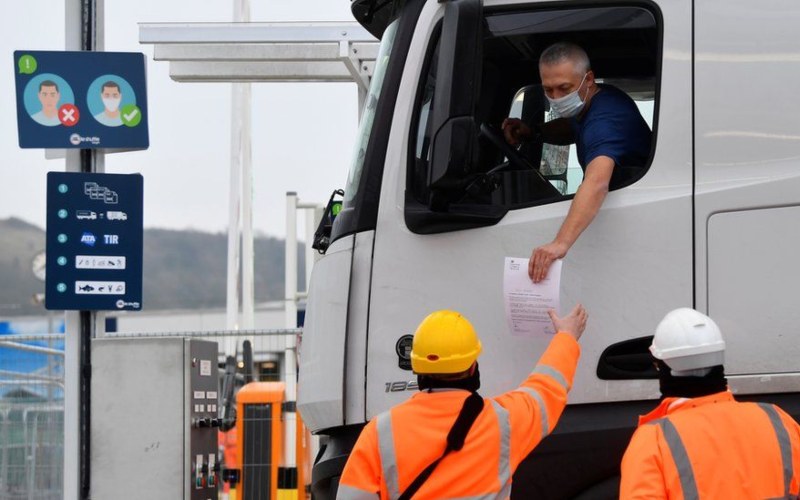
[696,2,800,388]
[366,0,693,414]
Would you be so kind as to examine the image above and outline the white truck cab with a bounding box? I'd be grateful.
[298,1,800,497]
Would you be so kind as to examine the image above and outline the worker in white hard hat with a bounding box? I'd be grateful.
[620,308,800,499]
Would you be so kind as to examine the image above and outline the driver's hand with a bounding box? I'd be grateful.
[501,118,532,146]
[529,240,569,283]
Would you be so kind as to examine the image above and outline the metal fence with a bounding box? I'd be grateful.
[0,334,64,500]
[0,328,306,499]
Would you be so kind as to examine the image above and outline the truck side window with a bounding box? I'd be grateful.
[407,5,659,229]
[410,32,440,202]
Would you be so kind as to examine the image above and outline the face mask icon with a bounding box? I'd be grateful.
[102,97,121,112]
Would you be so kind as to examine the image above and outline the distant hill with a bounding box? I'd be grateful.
[0,217,304,316]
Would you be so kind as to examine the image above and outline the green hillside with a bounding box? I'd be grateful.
[0,217,303,316]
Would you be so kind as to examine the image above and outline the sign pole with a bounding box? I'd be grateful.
[64,1,105,499]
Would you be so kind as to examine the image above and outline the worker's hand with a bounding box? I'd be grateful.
[529,241,569,283]
[501,118,532,146]
[548,304,588,341]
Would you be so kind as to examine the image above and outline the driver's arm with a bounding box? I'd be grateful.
[529,155,614,282]
[540,118,575,145]
[502,117,575,146]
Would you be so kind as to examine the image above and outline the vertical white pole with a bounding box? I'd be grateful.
[63,2,81,495]
[304,208,317,292]
[285,192,298,330]
[63,311,80,500]
[284,193,298,468]
[225,80,242,338]
[226,0,251,345]
[238,0,254,332]
[241,84,254,330]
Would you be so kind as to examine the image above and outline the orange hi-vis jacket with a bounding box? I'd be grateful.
[620,391,800,500]
[337,332,580,500]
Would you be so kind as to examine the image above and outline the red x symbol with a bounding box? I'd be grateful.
[59,104,80,127]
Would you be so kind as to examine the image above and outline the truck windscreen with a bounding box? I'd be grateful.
[344,20,399,206]
[331,0,425,244]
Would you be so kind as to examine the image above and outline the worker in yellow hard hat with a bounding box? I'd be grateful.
[337,304,588,500]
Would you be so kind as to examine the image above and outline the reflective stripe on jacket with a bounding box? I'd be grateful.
[620,391,800,500]
[337,332,580,500]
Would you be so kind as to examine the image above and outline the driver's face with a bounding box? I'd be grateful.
[540,61,590,99]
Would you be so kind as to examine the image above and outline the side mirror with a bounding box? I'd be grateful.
[312,189,344,254]
[597,336,658,380]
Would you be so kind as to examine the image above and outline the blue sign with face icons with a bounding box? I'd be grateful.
[46,172,143,311]
[14,51,149,149]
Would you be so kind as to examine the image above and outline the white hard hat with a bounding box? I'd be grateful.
[650,308,725,373]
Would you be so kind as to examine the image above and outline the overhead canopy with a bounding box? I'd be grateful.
[139,22,379,89]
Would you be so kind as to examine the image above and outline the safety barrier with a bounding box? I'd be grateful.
[0,332,64,500]
[0,329,310,500]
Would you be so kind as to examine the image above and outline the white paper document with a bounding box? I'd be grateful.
[503,257,562,337]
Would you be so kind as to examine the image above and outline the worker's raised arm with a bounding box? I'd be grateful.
[494,304,587,466]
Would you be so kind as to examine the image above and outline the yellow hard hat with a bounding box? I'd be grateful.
[411,310,482,374]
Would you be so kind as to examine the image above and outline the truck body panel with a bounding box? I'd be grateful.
[300,0,800,496]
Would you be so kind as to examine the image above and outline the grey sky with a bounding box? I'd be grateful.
[1,0,360,238]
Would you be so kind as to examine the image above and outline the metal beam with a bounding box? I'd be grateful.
[140,22,379,84]
[168,60,375,83]
[140,22,376,44]
[340,41,370,91]
[154,43,341,61]
[153,41,380,62]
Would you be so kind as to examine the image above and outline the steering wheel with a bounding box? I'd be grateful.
[478,122,562,198]
[479,122,536,173]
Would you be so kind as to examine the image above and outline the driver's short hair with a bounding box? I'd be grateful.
[539,42,591,75]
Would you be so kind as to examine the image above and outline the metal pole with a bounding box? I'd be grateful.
[226,87,242,335]
[241,82,254,330]
[304,209,315,292]
[63,0,81,493]
[238,0,254,332]
[284,192,298,469]
[299,204,320,293]
[64,1,104,498]
[47,311,54,402]
[226,0,251,356]
[285,192,298,329]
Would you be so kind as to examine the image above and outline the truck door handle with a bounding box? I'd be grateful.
[597,336,658,380]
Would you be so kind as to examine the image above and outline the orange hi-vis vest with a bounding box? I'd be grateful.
[337,332,580,500]
[620,391,800,500]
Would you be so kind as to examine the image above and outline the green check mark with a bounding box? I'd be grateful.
[120,104,142,127]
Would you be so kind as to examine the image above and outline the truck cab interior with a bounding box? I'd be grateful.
[406,4,660,234]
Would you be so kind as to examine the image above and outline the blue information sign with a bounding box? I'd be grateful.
[46,172,143,311]
[14,51,149,149]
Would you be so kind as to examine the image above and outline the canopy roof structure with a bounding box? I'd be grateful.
[139,22,379,91]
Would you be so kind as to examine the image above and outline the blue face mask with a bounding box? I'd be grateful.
[546,73,589,118]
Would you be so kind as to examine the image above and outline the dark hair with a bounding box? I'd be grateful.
[101,81,121,93]
[39,80,59,92]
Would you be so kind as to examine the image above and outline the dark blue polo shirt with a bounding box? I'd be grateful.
[570,84,652,171]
